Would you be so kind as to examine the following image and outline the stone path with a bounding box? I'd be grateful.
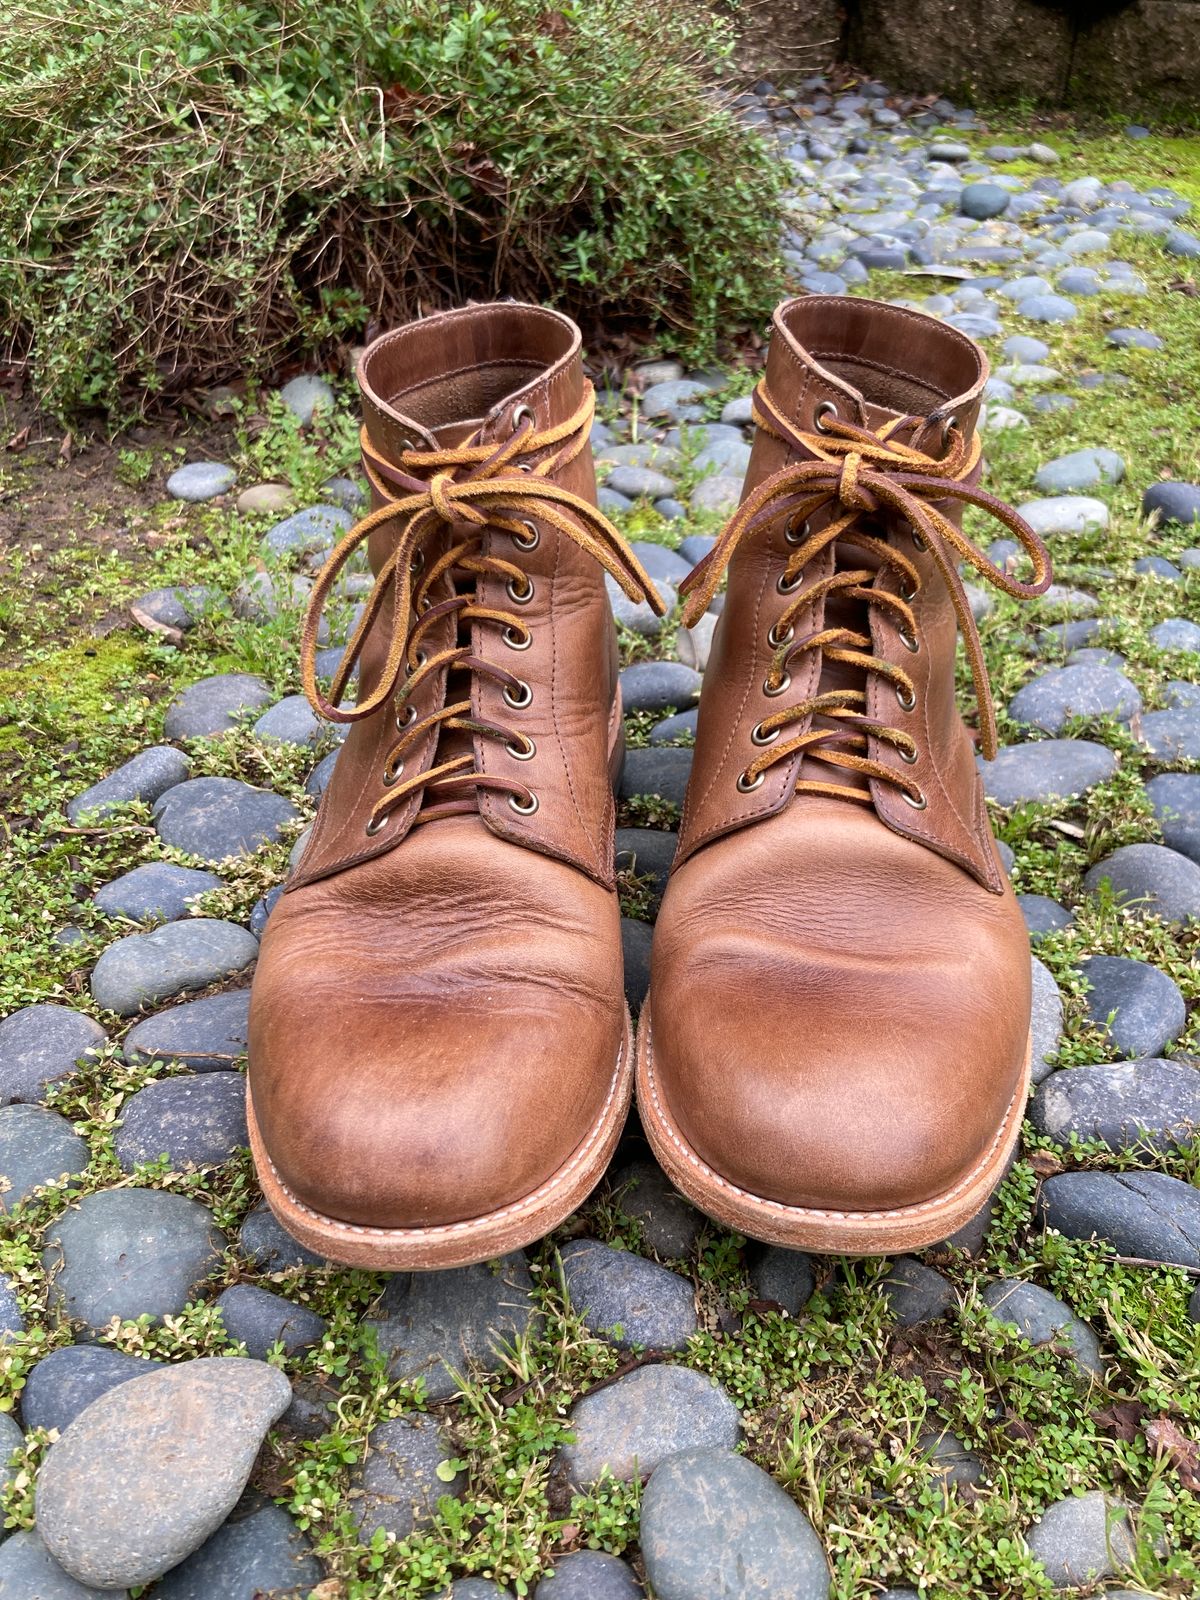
[1,73,1199,1600]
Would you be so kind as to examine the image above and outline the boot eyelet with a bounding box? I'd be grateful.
[396,704,416,730]
[768,621,795,649]
[750,721,779,746]
[736,769,765,793]
[506,734,536,761]
[785,516,809,546]
[763,672,792,698]
[509,790,539,814]
[506,576,535,605]
[381,760,405,786]
[814,400,839,433]
[511,403,536,433]
[365,815,388,836]
[777,570,803,595]
[899,743,919,766]
[899,580,917,602]
[896,684,916,712]
[901,786,928,810]
[941,413,958,446]
[898,628,920,654]
[503,678,533,710]
[503,624,532,651]
[408,650,428,673]
[514,520,540,551]
[410,549,425,574]
[911,530,927,553]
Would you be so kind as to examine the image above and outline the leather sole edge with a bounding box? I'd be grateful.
[635,998,1031,1255]
[247,1008,634,1270]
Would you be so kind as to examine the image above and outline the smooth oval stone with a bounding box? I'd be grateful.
[0,1529,120,1598]
[1146,772,1200,865]
[622,917,653,1009]
[93,863,221,925]
[1033,448,1125,494]
[124,989,251,1072]
[606,574,676,638]
[216,1284,326,1359]
[1039,1171,1200,1267]
[558,1364,740,1488]
[0,1275,22,1339]
[982,740,1116,807]
[607,1160,701,1258]
[162,675,274,740]
[0,1006,107,1105]
[250,885,285,936]
[1083,843,1200,926]
[606,465,676,501]
[42,1187,225,1331]
[559,1239,697,1351]
[1032,1060,1200,1155]
[960,182,1009,220]
[1017,893,1073,941]
[641,1448,831,1600]
[1107,327,1162,350]
[981,1279,1102,1378]
[349,1414,465,1542]
[67,746,191,824]
[749,1246,816,1317]
[1016,497,1108,536]
[90,919,258,1016]
[1025,1490,1135,1586]
[882,1258,955,1325]
[1136,708,1200,761]
[1031,956,1063,1084]
[252,695,321,747]
[618,662,701,716]
[1079,954,1185,1059]
[690,475,743,516]
[114,1073,248,1172]
[21,1346,163,1436]
[148,1503,320,1600]
[630,540,692,585]
[0,1105,88,1210]
[236,482,295,516]
[619,748,692,808]
[263,505,351,558]
[166,462,236,502]
[1143,481,1200,527]
[153,777,299,864]
[278,374,334,423]
[238,1199,328,1272]
[1019,294,1077,323]
[35,1357,292,1590]
[614,829,677,909]
[649,709,699,745]
[676,611,717,673]
[1151,616,1200,653]
[1008,665,1140,735]
[534,1551,641,1598]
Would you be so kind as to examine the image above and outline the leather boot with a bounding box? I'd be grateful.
[248,303,662,1269]
[638,296,1052,1253]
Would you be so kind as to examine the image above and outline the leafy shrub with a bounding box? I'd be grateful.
[0,0,785,417]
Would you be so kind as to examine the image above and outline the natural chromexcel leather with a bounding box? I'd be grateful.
[248,303,660,1261]
[641,296,1053,1248]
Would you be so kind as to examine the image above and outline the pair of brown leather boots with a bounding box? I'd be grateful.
[247,296,1052,1270]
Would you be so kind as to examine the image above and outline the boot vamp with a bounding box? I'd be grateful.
[249,817,623,1229]
[650,797,1030,1213]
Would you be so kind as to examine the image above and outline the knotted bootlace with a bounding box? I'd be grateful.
[679,383,1053,806]
[299,386,664,830]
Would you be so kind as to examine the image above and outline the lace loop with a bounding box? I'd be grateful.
[680,381,1051,803]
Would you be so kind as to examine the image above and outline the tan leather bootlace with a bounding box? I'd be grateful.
[297,386,663,830]
[679,382,1053,807]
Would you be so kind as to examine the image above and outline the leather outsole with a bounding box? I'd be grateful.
[635,998,1031,1255]
[247,1007,634,1270]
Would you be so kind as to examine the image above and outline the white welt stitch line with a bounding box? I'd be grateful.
[260,1037,627,1241]
[642,1020,1024,1223]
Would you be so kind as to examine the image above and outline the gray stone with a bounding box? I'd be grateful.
[322,474,366,512]
[1107,327,1162,350]
[42,1187,224,1331]
[153,776,299,864]
[534,1550,639,1598]
[1136,708,1200,761]
[1080,954,1185,1060]
[982,1279,1102,1379]
[607,575,676,638]
[1146,772,1200,866]
[1143,481,1200,527]
[1151,617,1200,653]
[124,989,251,1073]
[114,1072,247,1172]
[238,1198,327,1271]
[232,572,321,629]
[1017,894,1073,941]
[1032,1060,1200,1156]
[882,1258,955,1325]
[630,541,691,586]
[982,740,1117,807]
[605,466,676,501]
[595,443,683,475]
[1165,228,1200,260]
[920,1427,985,1490]
[598,486,633,513]
[1019,294,1077,324]
[692,437,752,479]
[559,1239,696,1351]
[93,863,220,925]
[34,1357,292,1590]
[130,586,218,633]
[676,611,717,674]
[614,830,676,908]
[148,1503,321,1600]
[67,747,191,824]
[690,475,742,517]
[640,379,718,420]
[349,1414,465,1542]
[166,462,236,502]
[560,1363,740,1488]
[960,182,1009,220]
[0,1276,22,1339]
[928,141,971,162]
[21,1346,162,1436]
[0,1410,21,1515]
[216,1284,326,1359]
[619,748,692,808]
[444,1582,513,1600]
[90,919,258,1016]
[1039,1171,1200,1268]
[622,917,653,1010]
[0,1530,120,1598]
[1025,1490,1135,1587]
[366,1254,541,1401]
[1033,448,1125,494]
[1016,497,1108,536]
[749,1247,815,1317]
[252,695,321,747]
[278,374,334,423]
[1031,956,1063,1085]
[236,482,295,516]
[0,1006,107,1105]
[618,662,700,716]
[1134,555,1182,581]
[641,1449,830,1600]
[0,1105,87,1211]
[1084,843,1200,926]
[608,1161,701,1258]
[249,885,284,935]
[721,394,754,426]
[679,535,716,565]
[1162,679,1200,707]
[163,674,274,740]
[649,710,698,745]
[1002,334,1049,362]
[1008,665,1140,735]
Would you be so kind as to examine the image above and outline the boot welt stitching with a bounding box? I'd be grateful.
[252,1034,627,1240]
[641,1018,1026,1223]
